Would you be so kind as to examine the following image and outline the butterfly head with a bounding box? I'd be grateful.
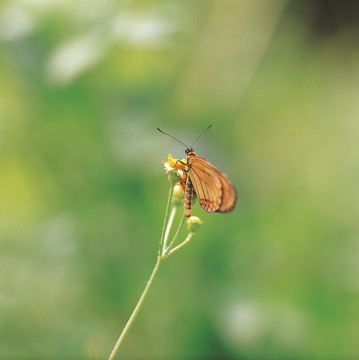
[185,148,196,157]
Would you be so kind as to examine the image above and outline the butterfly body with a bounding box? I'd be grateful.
[184,173,194,218]
[184,148,237,217]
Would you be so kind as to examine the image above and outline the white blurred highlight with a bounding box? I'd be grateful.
[218,299,309,351]
[46,12,171,85]
[0,5,34,40]
[46,33,108,85]
[221,300,266,346]
[113,13,171,46]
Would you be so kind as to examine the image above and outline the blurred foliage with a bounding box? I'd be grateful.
[1,0,359,359]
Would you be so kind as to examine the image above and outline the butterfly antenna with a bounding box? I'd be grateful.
[190,124,212,148]
[157,128,189,148]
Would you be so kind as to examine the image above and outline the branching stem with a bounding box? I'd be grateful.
[108,180,194,359]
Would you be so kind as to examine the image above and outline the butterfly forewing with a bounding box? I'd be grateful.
[187,154,237,215]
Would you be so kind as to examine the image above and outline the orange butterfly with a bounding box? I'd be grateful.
[158,125,237,217]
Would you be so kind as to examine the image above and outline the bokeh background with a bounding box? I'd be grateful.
[1,0,359,359]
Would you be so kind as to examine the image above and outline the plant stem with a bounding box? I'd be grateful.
[163,213,185,258]
[168,232,193,256]
[108,180,192,358]
[108,256,161,360]
[162,205,177,254]
[159,183,174,255]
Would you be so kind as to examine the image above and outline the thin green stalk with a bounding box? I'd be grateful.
[162,205,177,254]
[162,213,185,258]
[108,175,200,359]
[108,256,161,360]
[109,182,177,359]
[168,232,193,256]
[159,183,174,255]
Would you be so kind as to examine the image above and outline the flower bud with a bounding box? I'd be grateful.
[172,182,184,206]
[186,216,203,233]
[167,171,179,184]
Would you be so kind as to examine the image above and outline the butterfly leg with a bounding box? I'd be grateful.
[184,176,194,218]
[175,159,187,168]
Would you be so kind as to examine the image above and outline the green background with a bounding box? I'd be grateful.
[1,0,359,358]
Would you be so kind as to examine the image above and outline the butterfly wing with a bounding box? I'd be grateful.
[188,156,237,213]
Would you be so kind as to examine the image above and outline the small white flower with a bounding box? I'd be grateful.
[162,154,187,177]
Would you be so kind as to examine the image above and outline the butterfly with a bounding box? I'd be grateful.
[158,125,237,217]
